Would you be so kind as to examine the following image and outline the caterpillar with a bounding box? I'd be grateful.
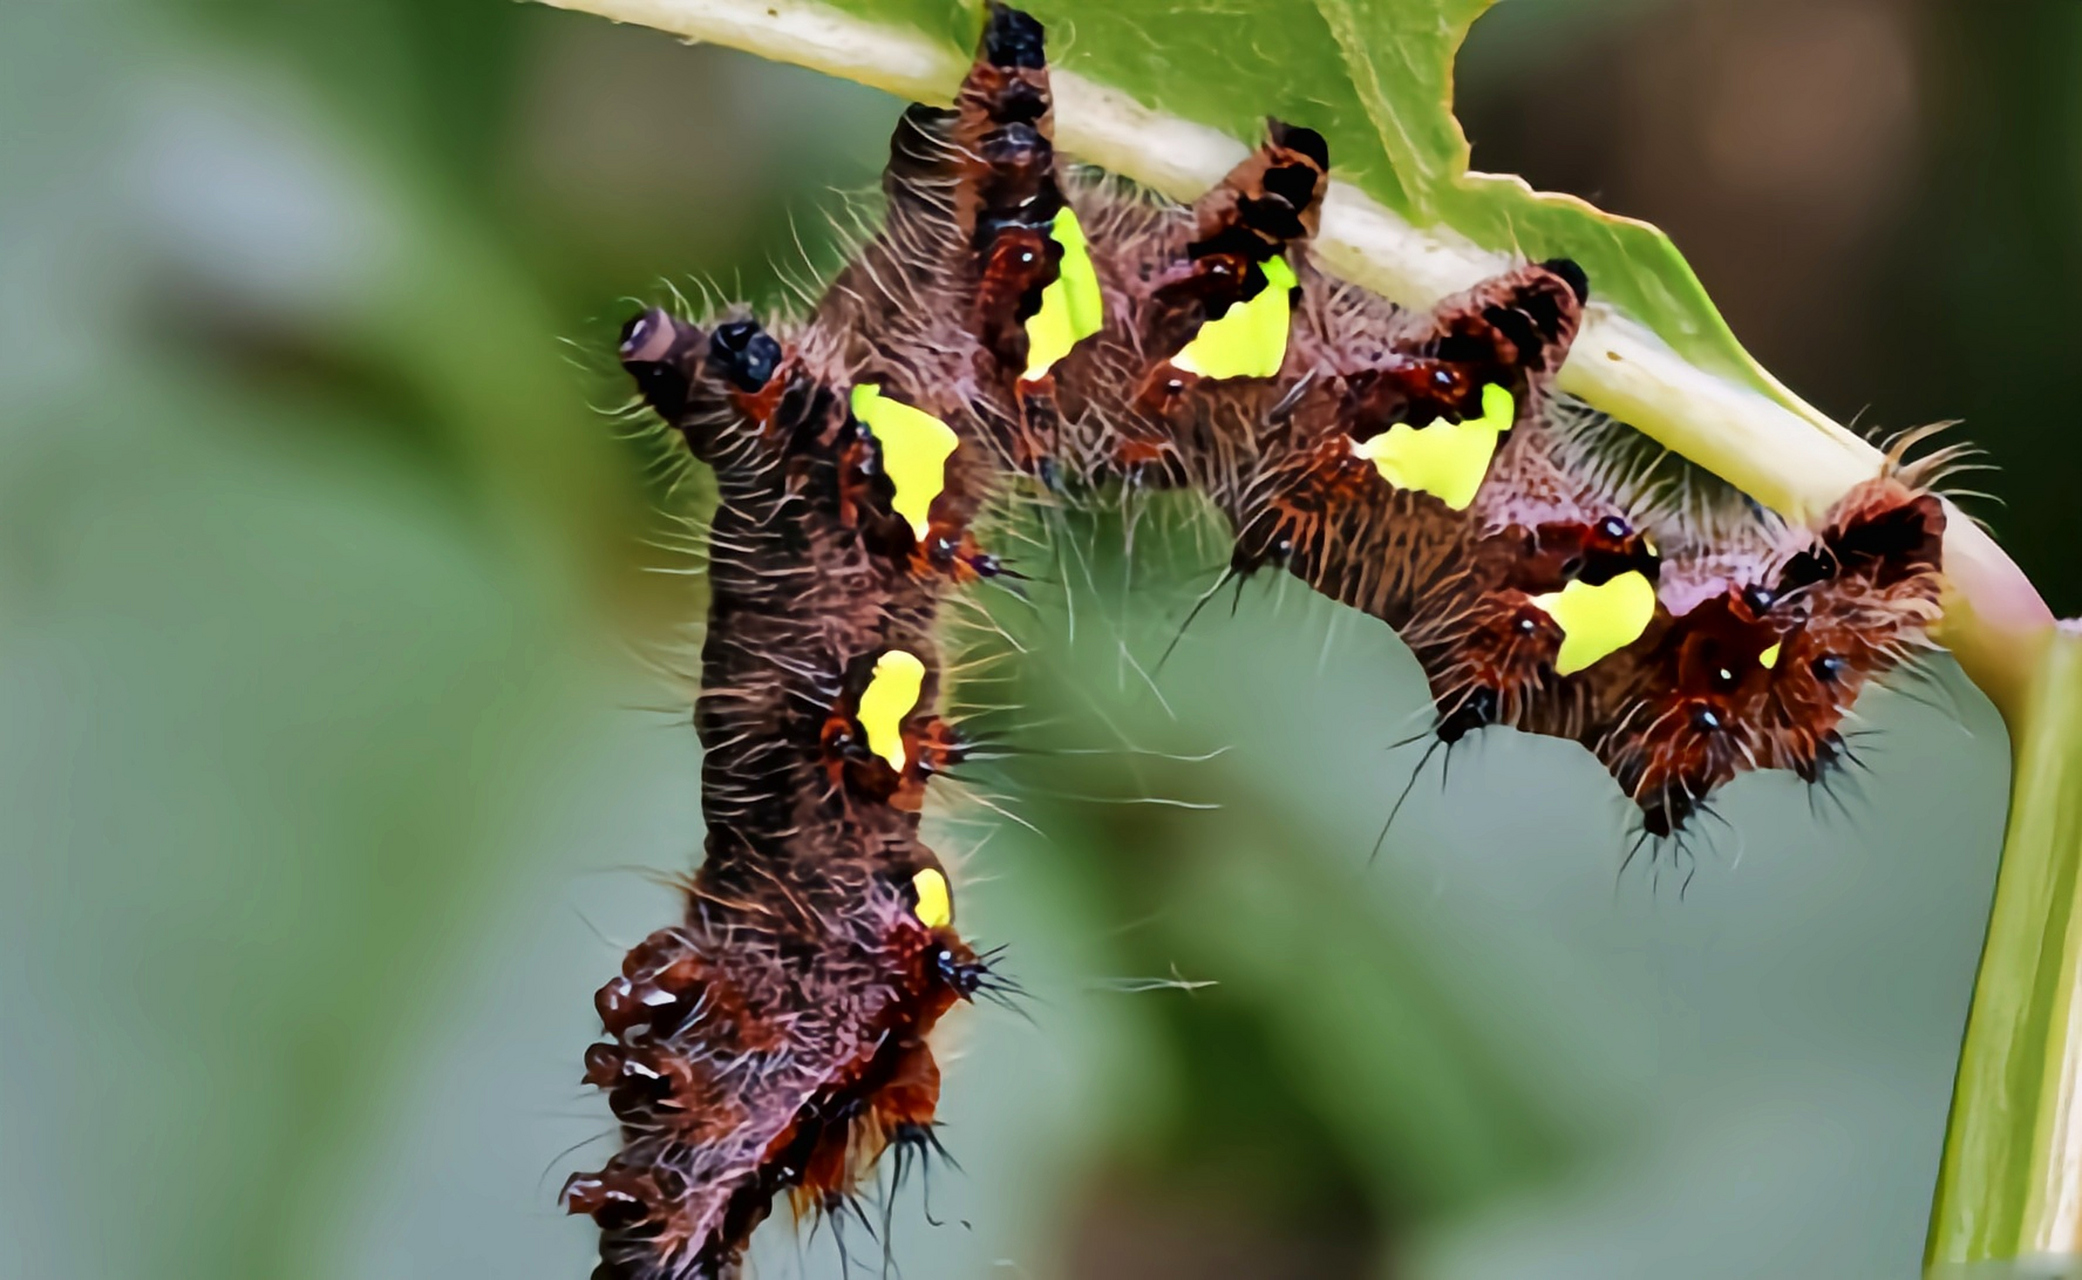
[560,6,1950,1276]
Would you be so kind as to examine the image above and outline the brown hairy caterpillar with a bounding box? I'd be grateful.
[561,7,1950,1275]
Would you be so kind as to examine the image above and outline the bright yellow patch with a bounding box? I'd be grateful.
[1171,255,1298,380]
[911,867,952,929]
[1350,383,1516,511]
[1759,642,1782,670]
[857,649,926,770]
[851,384,959,540]
[1022,207,1105,381]
[1529,569,1658,675]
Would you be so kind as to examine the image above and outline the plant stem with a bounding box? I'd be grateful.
[1929,625,2082,1273]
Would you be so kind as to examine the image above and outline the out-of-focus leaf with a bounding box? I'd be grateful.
[0,368,609,1279]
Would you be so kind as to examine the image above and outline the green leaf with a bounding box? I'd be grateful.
[1309,0,1763,390]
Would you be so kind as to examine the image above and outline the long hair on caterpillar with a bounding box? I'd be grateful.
[560,7,1953,1276]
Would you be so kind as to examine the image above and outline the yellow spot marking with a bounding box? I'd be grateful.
[911,867,952,929]
[1529,569,1658,675]
[1350,383,1515,511]
[1171,255,1298,380]
[1023,207,1105,381]
[858,649,926,770]
[1759,642,1782,669]
[851,384,959,540]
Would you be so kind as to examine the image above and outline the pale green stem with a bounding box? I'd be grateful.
[1930,625,2082,1274]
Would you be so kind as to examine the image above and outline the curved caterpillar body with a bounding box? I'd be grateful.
[563,8,1947,1275]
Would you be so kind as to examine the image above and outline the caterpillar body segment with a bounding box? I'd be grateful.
[1141,120,1328,388]
[1590,475,1945,834]
[1760,479,1945,780]
[572,7,1951,1276]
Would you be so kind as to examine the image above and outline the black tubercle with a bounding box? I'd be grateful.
[1189,223,1284,265]
[936,945,987,998]
[1482,304,1544,366]
[1430,330,1498,366]
[991,78,1049,125]
[976,122,1056,189]
[982,3,1047,69]
[1577,533,1660,587]
[1541,257,1590,304]
[1268,119,1329,170]
[1500,284,1574,349]
[1261,163,1320,210]
[1830,494,1946,579]
[707,319,783,393]
[1644,791,1694,839]
[1437,687,1499,742]
[1777,494,1945,594]
[1238,194,1310,242]
[1777,546,1839,592]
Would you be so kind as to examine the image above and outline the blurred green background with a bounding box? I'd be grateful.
[1,0,2067,1276]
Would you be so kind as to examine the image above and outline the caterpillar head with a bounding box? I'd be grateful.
[620,307,789,458]
[1759,479,1947,781]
